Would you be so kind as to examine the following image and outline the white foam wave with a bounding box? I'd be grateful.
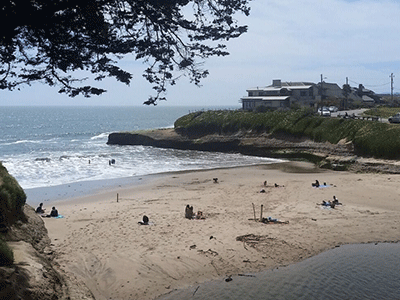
[91,132,110,140]
[5,139,43,145]
[3,146,282,190]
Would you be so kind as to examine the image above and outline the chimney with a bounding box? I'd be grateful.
[272,79,281,87]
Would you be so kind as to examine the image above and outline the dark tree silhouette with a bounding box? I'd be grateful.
[0,0,250,104]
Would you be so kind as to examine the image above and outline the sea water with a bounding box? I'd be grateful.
[0,106,279,199]
[158,243,400,300]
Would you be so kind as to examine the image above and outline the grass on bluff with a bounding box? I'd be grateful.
[364,107,400,118]
[0,237,14,266]
[174,108,400,159]
[0,163,27,267]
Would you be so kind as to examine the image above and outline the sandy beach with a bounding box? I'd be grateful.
[40,162,400,300]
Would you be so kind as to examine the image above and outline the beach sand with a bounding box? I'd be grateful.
[41,162,400,300]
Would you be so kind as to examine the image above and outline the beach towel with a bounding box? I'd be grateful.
[313,184,330,188]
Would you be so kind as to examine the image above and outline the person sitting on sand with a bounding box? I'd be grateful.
[332,196,342,205]
[195,211,205,220]
[36,203,45,214]
[185,205,194,219]
[333,196,339,204]
[312,180,320,187]
[41,206,59,218]
[138,215,149,225]
[50,206,58,217]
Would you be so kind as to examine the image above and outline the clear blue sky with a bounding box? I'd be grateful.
[2,0,400,106]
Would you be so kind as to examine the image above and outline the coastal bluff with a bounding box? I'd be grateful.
[0,161,95,300]
[107,128,400,174]
[107,128,353,157]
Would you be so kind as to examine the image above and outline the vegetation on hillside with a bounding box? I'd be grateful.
[0,162,27,266]
[364,107,400,118]
[175,108,400,159]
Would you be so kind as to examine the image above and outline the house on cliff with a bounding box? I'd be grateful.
[241,80,318,110]
[241,79,379,110]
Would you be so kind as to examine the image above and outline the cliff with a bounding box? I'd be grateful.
[0,206,67,300]
[107,128,400,174]
[0,163,94,300]
[108,128,355,156]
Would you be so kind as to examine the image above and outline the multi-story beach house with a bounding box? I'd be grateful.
[240,79,378,110]
[241,80,319,110]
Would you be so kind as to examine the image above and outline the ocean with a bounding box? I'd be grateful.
[2,106,399,299]
[0,106,278,202]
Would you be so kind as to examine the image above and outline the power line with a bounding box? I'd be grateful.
[365,83,390,88]
[348,79,389,88]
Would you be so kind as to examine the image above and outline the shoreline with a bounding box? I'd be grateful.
[41,162,400,300]
[25,160,286,206]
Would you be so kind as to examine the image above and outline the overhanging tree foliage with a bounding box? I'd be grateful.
[0,0,250,104]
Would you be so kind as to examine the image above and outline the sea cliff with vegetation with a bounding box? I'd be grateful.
[108,108,400,173]
[0,163,90,299]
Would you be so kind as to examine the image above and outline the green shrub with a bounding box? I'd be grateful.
[0,163,27,218]
[0,238,14,266]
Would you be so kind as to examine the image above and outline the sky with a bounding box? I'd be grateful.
[2,0,400,107]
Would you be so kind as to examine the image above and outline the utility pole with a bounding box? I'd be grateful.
[320,74,324,111]
[390,73,395,102]
[345,77,349,110]
[320,74,324,98]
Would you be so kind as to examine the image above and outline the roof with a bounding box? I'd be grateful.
[247,82,314,91]
[362,95,375,102]
[241,96,290,101]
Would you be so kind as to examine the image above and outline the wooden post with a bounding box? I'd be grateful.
[260,204,263,222]
[252,203,256,221]
[117,193,119,202]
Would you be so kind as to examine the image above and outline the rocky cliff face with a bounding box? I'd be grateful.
[107,130,242,152]
[0,161,94,300]
[107,128,352,159]
[0,206,68,300]
[107,128,400,174]
[1,205,95,300]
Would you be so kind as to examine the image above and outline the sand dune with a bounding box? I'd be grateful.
[42,162,400,300]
